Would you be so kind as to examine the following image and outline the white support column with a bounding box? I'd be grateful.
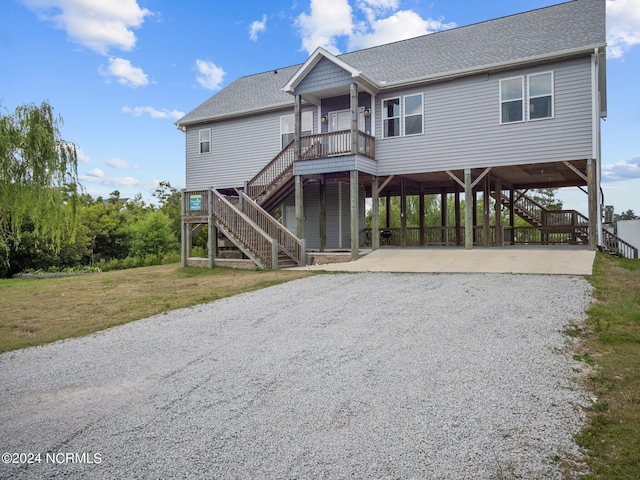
[350,83,358,154]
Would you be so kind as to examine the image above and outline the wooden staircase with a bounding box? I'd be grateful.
[183,139,307,269]
[495,189,637,258]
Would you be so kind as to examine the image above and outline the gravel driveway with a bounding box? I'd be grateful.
[0,273,592,479]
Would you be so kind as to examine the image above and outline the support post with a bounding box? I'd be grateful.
[350,170,359,260]
[464,169,473,249]
[494,177,502,247]
[509,188,515,245]
[208,191,216,269]
[372,176,380,250]
[483,175,490,247]
[350,83,359,154]
[319,174,326,252]
[386,193,391,229]
[441,189,448,245]
[454,187,461,247]
[419,184,425,246]
[295,175,304,239]
[294,95,302,161]
[181,189,187,267]
[400,177,407,247]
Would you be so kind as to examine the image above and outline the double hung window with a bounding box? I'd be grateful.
[199,129,210,154]
[528,72,553,120]
[281,112,313,148]
[500,72,554,124]
[382,93,423,138]
[500,77,524,123]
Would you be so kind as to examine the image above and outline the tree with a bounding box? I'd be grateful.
[531,188,563,210]
[129,211,178,260]
[614,209,638,221]
[0,102,79,257]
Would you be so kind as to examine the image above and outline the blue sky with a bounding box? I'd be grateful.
[1,0,639,215]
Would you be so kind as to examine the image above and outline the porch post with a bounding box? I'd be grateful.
[588,158,598,250]
[494,177,503,247]
[386,193,391,228]
[295,175,305,239]
[464,169,473,249]
[441,189,448,245]
[509,188,515,245]
[400,177,407,247]
[350,83,358,154]
[181,189,187,267]
[319,174,326,252]
[483,175,490,247]
[454,187,461,247]
[350,170,359,260]
[372,176,380,250]
[294,94,302,161]
[208,191,216,269]
[419,184,425,246]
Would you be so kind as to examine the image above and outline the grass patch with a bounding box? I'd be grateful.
[575,253,640,479]
[0,264,315,353]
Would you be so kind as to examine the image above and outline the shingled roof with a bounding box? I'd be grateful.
[177,0,605,127]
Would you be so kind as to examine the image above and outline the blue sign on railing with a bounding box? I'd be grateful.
[189,194,202,211]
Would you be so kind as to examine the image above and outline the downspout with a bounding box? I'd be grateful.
[592,48,603,246]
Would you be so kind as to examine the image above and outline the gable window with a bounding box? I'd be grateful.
[199,129,210,154]
[528,72,553,120]
[500,77,524,123]
[281,111,313,148]
[382,98,400,138]
[404,94,423,136]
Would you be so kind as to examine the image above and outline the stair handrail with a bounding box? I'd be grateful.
[238,191,306,265]
[602,229,639,259]
[211,189,277,268]
[246,140,296,201]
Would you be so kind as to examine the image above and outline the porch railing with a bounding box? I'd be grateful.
[245,140,296,202]
[211,189,276,269]
[300,130,375,160]
[238,191,306,265]
[602,229,639,258]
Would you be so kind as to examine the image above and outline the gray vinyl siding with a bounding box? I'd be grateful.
[375,56,594,176]
[185,107,317,190]
[295,57,353,95]
[282,181,365,249]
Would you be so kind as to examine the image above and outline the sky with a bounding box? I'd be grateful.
[1,0,639,215]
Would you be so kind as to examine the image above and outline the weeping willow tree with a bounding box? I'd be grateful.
[0,102,80,272]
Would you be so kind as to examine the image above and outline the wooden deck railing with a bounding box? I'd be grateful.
[211,189,276,269]
[238,191,305,265]
[300,130,375,160]
[245,140,296,201]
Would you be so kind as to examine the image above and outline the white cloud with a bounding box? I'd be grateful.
[249,14,267,41]
[195,59,226,91]
[607,0,640,59]
[21,0,151,55]
[106,157,138,169]
[350,10,455,50]
[295,0,455,55]
[75,147,92,164]
[102,57,149,87]
[122,106,185,120]
[86,167,104,178]
[602,156,640,181]
[296,0,354,54]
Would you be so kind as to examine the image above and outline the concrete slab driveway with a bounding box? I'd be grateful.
[0,273,592,479]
